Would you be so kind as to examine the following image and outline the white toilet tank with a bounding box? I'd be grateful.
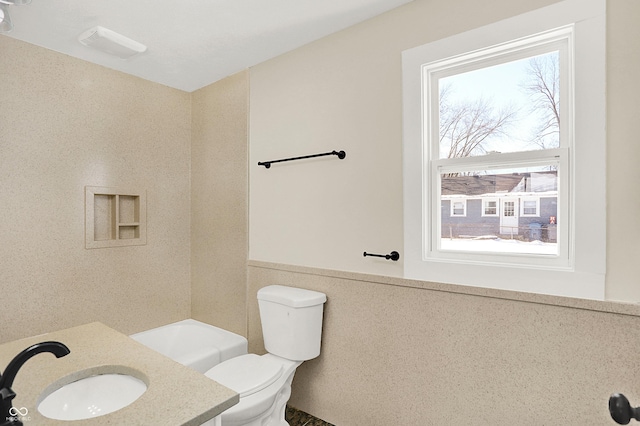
[257,285,327,361]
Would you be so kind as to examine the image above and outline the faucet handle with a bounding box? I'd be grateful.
[0,387,15,401]
[0,387,17,426]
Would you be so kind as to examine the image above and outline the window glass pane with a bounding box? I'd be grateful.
[438,51,559,159]
[503,201,515,217]
[523,200,538,215]
[440,166,558,255]
[484,200,497,215]
[452,201,465,216]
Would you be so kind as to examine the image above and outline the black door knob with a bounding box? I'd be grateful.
[610,393,640,424]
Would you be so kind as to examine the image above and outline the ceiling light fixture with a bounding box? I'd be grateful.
[0,0,32,4]
[0,4,13,33]
[78,26,147,59]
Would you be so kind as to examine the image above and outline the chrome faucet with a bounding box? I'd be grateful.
[0,341,70,426]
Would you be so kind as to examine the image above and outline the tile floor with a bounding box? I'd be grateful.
[285,405,335,426]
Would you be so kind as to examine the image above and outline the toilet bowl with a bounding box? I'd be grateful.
[203,285,326,426]
[205,354,299,426]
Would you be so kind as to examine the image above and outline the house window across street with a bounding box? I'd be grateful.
[503,202,515,217]
[521,198,540,216]
[450,200,466,216]
[483,199,498,216]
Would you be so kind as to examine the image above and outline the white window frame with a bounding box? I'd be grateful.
[402,0,606,300]
[449,199,466,217]
[521,197,540,217]
[482,198,498,217]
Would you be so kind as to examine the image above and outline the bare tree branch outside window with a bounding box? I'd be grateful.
[521,53,560,149]
[439,83,518,163]
[438,51,560,163]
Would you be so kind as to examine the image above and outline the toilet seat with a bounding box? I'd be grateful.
[205,354,283,398]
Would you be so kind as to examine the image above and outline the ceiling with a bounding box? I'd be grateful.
[2,0,414,92]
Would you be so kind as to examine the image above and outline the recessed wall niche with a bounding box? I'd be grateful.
[85,186,147,249]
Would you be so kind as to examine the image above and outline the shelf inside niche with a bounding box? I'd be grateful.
[119,225,140,240]
[85,186,147,249]
[118,195,139,224]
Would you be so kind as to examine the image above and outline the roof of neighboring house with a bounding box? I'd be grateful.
[441,171,557,196]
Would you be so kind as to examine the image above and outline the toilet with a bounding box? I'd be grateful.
[204,285,327,426]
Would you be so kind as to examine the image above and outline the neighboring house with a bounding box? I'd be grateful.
[441,171,558,242]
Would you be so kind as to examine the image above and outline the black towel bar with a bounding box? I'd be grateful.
[258,150,346,169]
[363,251,400,261]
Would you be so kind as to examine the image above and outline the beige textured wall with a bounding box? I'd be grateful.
[191,72,249,336]
[249,0,640,301]
[1,0,638,424]
[0,36,192,343]
[246,0,640,424]
[249,0,560,278]
[248,262,640,425]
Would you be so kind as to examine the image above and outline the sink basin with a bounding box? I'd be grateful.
[38,372,147,421]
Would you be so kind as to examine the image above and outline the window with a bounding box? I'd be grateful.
[430,28,568,259]
[504,201,515,217]
[402,0,606,299]
[450,199,466,217]
[483,199,498,217]
[521,198,540,217]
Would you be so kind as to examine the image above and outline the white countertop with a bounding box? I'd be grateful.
[0,322,238,425]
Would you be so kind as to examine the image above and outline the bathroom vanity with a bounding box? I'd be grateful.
[0,322,238,425]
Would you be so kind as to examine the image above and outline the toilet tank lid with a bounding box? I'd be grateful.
[258,285,327,308]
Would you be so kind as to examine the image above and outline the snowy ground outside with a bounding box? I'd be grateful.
[440,236,557,255]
